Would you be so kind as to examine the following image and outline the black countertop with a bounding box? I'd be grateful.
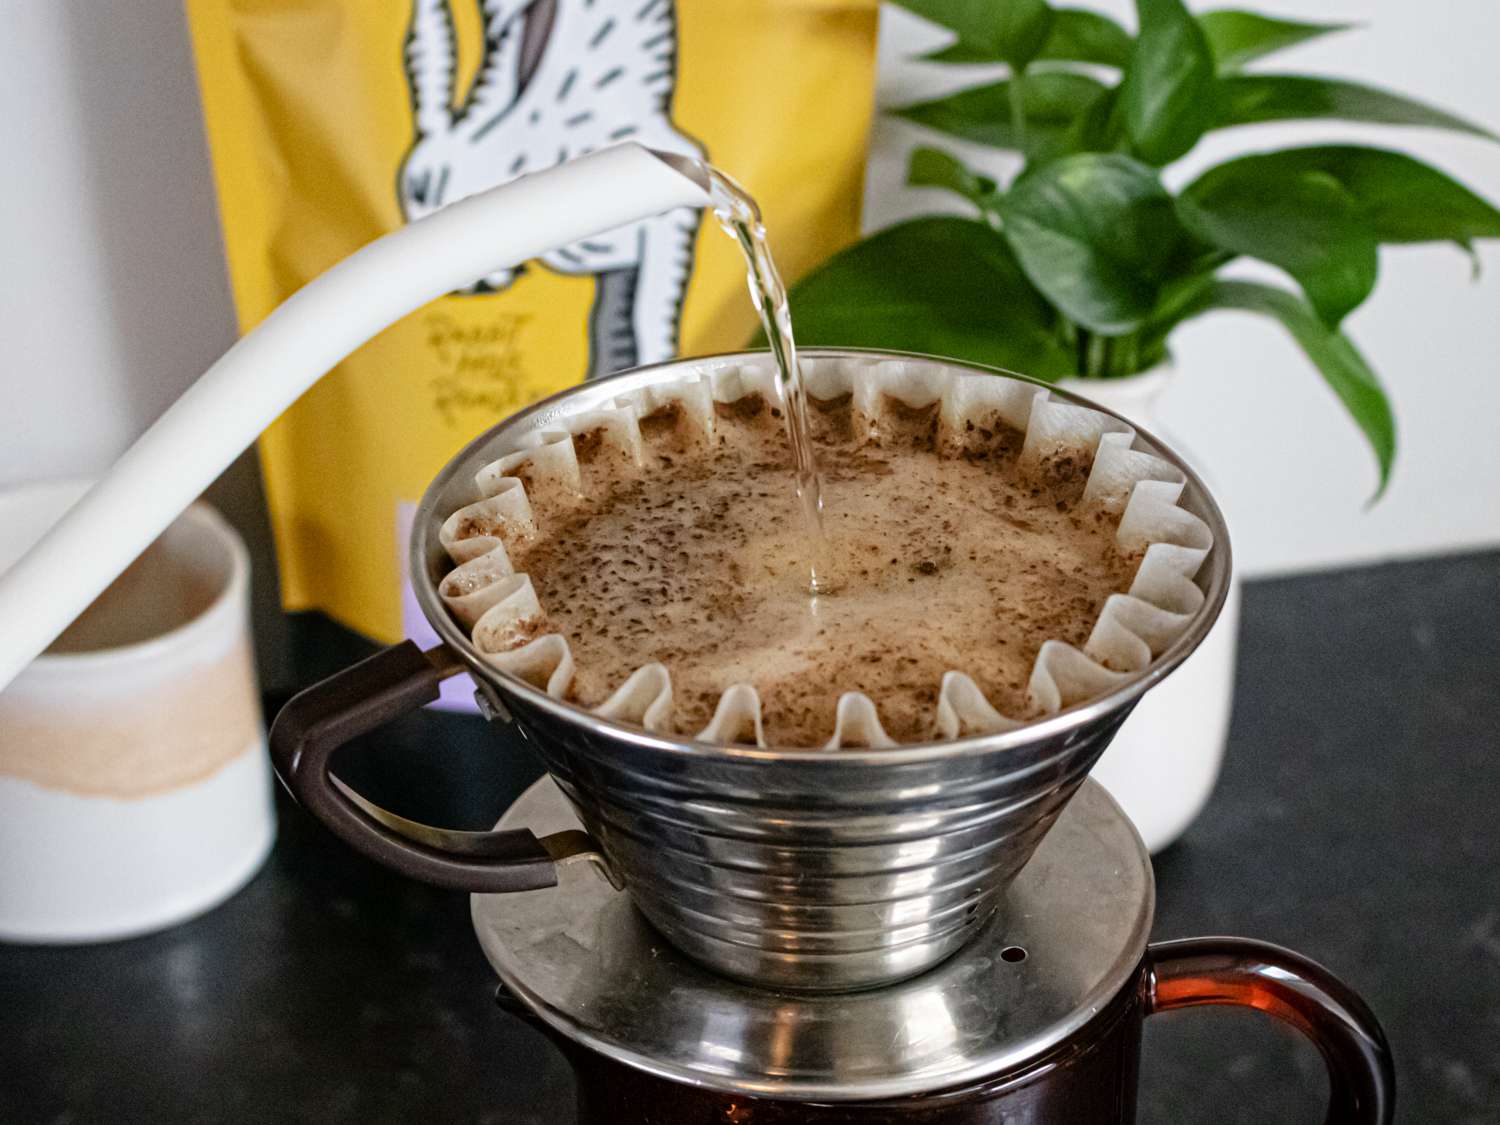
[4,551,1498,1124]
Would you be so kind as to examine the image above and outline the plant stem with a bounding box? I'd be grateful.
[1010,66,1027,154]
[1085,332,1107,378]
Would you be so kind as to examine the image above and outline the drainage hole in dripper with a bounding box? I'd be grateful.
[1000,946,1027,964]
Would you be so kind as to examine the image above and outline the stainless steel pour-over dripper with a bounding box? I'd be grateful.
[268,350,1233,992]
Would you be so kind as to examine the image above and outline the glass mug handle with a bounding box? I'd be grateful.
[1146,937,1395,1125]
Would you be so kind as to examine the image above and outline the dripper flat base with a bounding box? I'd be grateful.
[471,776,1152,1102]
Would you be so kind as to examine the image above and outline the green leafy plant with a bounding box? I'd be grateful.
[784,0,1500,496]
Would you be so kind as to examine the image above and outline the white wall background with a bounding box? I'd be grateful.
[868,0,1500,575]
[0,1,238,488]
[0,0,1495,584]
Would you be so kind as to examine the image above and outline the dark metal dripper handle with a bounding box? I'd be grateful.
[1147,937,1395,1125]
[270,641,577,893]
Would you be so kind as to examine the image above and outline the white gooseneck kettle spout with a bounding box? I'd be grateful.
[0,143,712,691]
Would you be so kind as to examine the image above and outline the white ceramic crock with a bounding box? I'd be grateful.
[0,480,275,942]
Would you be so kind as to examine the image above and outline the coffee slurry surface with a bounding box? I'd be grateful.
[502,392,1137,748]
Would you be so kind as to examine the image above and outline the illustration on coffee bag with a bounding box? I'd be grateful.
[398,0,705,377]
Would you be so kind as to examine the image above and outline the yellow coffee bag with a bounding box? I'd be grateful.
[187,0,878,642]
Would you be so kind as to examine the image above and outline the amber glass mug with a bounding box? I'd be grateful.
[519,937,1393,1124]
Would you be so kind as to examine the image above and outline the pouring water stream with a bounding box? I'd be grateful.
[702,163,836,596]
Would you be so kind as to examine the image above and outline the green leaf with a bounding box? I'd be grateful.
[1189,280,1395,497]
[1039,8,1133,67]
[1198,10,1353,72]
[894,0,1055,69]
[895,71,1108,156]
[923,8,1133,67]
[1053,84,1128,155]
[1218,75,1498,139]
[1122,0,1218,164]
[920,41,1005,64]
[907,147,1001,217]
[780,217,1075,379]
[999,153,1185,334]
[1179,162,1378,326]
[1188,146,1500,246]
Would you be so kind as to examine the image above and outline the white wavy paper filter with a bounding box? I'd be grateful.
[437,357,1214,749]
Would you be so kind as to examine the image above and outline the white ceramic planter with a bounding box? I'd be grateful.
[1058,369,1243,853]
